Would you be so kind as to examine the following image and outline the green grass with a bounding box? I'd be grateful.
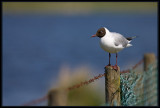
[3,2,157,15]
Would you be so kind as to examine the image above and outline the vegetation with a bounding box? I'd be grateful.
[3,2,157,15]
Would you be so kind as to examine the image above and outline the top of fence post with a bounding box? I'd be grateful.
[143,53,156,71]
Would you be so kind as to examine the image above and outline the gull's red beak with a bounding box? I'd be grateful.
[91,34,97,38]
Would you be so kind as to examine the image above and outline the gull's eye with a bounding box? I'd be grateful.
[98,31,101,33]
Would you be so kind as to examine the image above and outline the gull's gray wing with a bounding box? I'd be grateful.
[111,32,128,47]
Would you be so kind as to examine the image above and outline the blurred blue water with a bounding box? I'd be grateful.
[2,13,157,106]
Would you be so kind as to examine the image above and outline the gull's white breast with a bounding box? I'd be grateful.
[99,35,124,53]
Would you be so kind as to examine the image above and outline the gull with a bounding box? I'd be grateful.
[91,27,137,70]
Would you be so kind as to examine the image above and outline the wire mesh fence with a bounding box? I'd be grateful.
[120,61,157,106]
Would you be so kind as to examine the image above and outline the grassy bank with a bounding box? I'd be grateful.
[3,2,157,15]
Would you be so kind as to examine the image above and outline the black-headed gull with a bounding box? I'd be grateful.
[91,27,137,70]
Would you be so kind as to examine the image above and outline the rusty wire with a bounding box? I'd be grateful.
[22,95,48,106]
[68,59,144,90]
[22,59,144,106]
[120,59,143,74]
[68,73,105,90]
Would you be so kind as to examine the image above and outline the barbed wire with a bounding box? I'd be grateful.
[22,59,144,106]
[120,59,143,74]
[22,95,48,106]
[68,73,105,90]
[68,59,144,90]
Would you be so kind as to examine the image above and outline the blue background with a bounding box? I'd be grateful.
[2,13,157,105]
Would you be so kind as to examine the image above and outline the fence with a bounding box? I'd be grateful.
[22,53,158,106]
[120,60,157,106]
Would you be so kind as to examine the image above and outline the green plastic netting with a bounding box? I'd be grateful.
[120,61,158,106]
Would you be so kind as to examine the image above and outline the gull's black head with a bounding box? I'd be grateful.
[91,27,106,38]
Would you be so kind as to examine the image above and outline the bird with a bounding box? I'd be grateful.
[91,27,137,71]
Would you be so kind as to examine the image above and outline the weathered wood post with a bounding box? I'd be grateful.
[105,66,121,106]
[144,53,156,71]
[48,88,68,106]
[143,53,156,105]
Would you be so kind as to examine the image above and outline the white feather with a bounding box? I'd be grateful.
[99,27,134,53]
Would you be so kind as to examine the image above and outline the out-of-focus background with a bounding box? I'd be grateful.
[2,2,157,106]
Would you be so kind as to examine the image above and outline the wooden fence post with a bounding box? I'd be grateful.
[48,88,68,106]
[144,53,156,71]
[105,66,121,106]
[143,53,156,105]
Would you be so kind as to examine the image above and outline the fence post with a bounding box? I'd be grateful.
[144,53,156,71]
[143,53,156,105]
[105,66,121,106]
[48,88,68,106]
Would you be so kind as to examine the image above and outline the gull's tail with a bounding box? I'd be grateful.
[126,36,138,42]
[126,36,138,47]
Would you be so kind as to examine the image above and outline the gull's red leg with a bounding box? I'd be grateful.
[112,53,118,71]
[116,53,117,65]
[105,53,111,68]
[108,53,111,66]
